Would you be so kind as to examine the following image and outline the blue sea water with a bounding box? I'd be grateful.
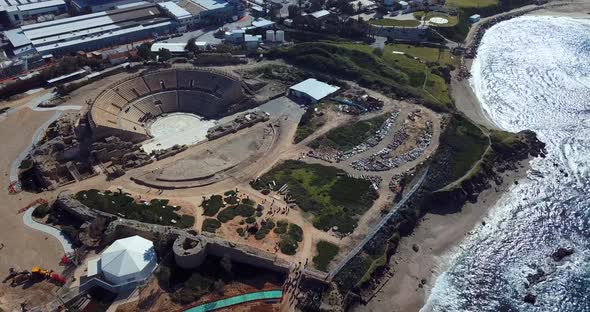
[422,16,590,312]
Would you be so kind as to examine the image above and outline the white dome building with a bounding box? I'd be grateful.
[89,235,157,286]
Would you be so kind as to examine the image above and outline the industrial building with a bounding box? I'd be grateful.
[0,0,66,26]
[177,0,242,25]
[288,78,340,104]
[3,3,174,56]
[157,1,192,31]
[70,0,147,14]
[85,236,157,291]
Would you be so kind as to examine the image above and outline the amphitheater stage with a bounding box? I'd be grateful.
[142,113,215,153]
[131,122,276,189]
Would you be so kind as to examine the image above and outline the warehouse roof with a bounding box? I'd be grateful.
[289,78,340,102]
[4,29,31,48]
[17,0,65,12]
[190,0,231,11]
[158,1,192,19]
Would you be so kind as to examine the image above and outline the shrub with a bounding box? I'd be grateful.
[217,204,255,223]
[245,216,256,224]
[178,215,195,229]
[313,241,340,271]
[255,211,263,217]
[242,198,256,206]
[19,159,33,170]
[274,220,288,234]
[224,195,239,205]
[202,218,221,233]
[279,237,298,255]
[261,189,271,195]
[202,195,224,216]
[236,228,245,236]
[288,223,303,242]
[32,203,50,218]
[255,219,275,240]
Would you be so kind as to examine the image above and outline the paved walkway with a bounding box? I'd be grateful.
[6,92,82,183]
[22,207,74,253]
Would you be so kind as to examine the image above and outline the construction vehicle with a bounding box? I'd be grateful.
[31,266,66,285]
[5,267,66,287]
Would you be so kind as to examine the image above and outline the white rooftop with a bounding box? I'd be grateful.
[251,18,274,28]
[290,78,340,102]
[151,42,187,53]
[310,9,330,18]
[4,29,31,48]
[190,0,230,11]
[158,1,192,19]
[17,0,65,12]
[0,0,63,12]
[100,235,156,279]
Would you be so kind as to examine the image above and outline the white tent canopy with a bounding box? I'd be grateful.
[100,235,157,285]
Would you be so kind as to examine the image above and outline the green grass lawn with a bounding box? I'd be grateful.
[309,114,389,151]
[384,44,460,67]
[250,160,378,233]
[369,19,421,27]
[269,42,454,111]
[440,115,489,184]
[313,241,340,271]
[446,0,498,8]
[333,43,454,106]
[75,190,194,228]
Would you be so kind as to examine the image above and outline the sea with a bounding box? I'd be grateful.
[422,16,590,312]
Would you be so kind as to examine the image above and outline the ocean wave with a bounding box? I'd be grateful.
[423,16,590,312]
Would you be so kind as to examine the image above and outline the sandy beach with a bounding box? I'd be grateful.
[357,162,530,312]
[354,2,589,312]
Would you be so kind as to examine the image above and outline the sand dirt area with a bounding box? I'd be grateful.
[0,107,67,312]
[356,161,530,312]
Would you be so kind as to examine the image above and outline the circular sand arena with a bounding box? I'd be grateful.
[429,17,449,25]
[142,113,215,153]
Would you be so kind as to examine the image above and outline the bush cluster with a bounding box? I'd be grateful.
[202,195,224,216]
[202,218,222,233]
[75,190,194,228]
[217,204,255,223]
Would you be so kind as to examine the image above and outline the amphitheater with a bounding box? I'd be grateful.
[89,68,254,146]
[88,68,285,188]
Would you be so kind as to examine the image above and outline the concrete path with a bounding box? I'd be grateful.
[23,207,74,253]
[6,92,83,183]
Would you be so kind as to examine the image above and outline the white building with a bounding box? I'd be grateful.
[151,42,188,54]
[158,1,193,31]
[0,0,66,26]
[288,78,340,104]
[87,235,157,289]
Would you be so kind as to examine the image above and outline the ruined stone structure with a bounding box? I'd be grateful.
[55,195,302,278]
[207,111,270,140]
[27,113,94,189]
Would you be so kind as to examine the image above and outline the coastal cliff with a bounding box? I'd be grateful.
[425,127,546,214]
[334,113,546,309]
